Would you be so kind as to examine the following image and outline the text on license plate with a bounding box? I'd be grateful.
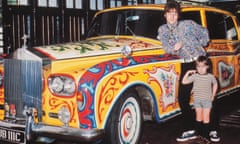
[0,127,25,143]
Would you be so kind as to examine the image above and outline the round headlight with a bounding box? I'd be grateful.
[49,77,64,93]
[49,75,76,96]
[63,78,75,94]
[58,106,71,125]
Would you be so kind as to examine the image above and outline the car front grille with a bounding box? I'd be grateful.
[4,59,42,119]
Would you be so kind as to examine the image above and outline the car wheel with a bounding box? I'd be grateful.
[104,89,142,144]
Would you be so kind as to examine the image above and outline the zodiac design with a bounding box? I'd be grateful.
[145,65,178,112]
[218,61,234,88]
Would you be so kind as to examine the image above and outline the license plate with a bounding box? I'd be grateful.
[0,127,25,143]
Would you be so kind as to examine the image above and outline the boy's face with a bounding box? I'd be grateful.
[165,8,178,25]
[196,61,208,75]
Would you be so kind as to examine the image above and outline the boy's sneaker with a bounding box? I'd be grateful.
[209,131,220,142]
[176,130,197,142]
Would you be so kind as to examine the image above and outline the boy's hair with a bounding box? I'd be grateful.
[163,0,181,16]
[196,55,212,73]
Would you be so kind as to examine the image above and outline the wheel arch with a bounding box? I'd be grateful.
[102,83,158,129]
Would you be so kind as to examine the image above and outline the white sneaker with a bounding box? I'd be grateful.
[176,130,197,142]
[209,131,220,142]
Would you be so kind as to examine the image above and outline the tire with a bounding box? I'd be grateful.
[104,90,142,144]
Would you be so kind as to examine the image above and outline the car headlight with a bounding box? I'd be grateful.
[58,106,71,125]
[48,75,76,96]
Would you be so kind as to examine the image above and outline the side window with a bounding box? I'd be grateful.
[181,11,201,25]
[206,12,226,39]
[225,16,237,40]
[206,11,237,40]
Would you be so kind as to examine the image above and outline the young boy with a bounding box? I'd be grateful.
[182,56,218,140]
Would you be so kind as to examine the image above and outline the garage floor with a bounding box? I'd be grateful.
[140,93,240,144]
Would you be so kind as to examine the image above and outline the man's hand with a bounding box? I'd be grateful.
[174,42,183,51]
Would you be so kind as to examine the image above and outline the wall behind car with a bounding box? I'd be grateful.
[0,0,169,55]
[0,0,239,55]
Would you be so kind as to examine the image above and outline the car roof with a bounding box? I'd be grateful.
[95,3,234,17]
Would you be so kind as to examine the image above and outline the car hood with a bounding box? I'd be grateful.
[33,37,161,60]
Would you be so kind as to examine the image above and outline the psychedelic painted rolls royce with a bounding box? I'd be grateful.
[0,3,240,144]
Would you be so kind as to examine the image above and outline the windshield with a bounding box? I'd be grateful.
[87,9,164,39]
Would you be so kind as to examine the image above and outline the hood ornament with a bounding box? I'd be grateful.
[21,34,29,49]
[121,45,132,57]
[12,34,41,61]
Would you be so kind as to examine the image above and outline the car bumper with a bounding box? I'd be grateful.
[0,115,105,143]
[26,114,105,142]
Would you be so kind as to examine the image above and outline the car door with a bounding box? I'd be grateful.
[204,10,240,96]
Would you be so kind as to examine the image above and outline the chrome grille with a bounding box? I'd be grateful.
[4,59,42,118]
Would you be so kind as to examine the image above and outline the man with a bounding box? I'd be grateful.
[157,0,220,142]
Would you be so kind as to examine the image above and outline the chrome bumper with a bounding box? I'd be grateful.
[26,114,105,142]
[0,115,104,143]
